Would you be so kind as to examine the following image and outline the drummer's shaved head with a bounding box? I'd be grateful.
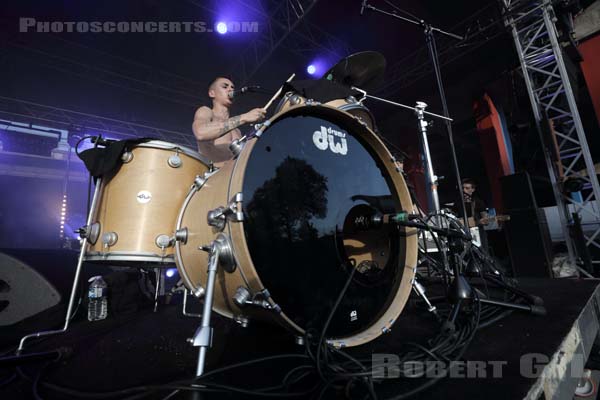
[208,76,233,92]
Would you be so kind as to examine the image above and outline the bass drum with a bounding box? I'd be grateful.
[175,105,417,348]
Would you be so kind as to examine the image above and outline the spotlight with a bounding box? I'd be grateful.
[307,64,316,75]
[216,22,228,34]
[166,268,177,278]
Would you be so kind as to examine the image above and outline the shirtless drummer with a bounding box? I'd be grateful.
[192,77,265,166]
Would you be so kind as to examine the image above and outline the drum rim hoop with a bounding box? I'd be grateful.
[135,140,211,165]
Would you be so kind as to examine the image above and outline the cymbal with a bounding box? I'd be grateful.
[322,51,386,91]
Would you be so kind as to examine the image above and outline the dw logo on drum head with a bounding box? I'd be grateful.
[312,125,348,155]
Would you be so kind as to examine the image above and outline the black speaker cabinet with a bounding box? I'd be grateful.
[501,172,555,277]
[504,208,554,277]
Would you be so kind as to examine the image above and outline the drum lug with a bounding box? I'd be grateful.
[193,169,219,190]
[229,138,245,157]
[121,151,133,163]
[305,98,321,106]
[174,227,188,244]
[168,154,182,168]
[207,192,244,230]
[155,234,174,249]
[101,231,118,248]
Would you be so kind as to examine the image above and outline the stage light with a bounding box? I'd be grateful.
[216,22,228,34]
[166,268,177,278]
[307,64,316,75]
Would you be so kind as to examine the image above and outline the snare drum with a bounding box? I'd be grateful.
[84,141,210,265]
[276,91,377,131]
[174,105,417,347]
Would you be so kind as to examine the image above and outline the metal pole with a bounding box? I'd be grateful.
[193,244,220,376]
[415,102,441,214]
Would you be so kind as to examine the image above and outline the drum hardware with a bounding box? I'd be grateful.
[121,151,133,163]
[359,4,469,229]
[228,137,245,158]
[190,238,225,376]
[289,93,303,105]
[18,178,104,353]
[174,228,188,244]
[77,222,100,245]
[101,231,118,248]
[207,192,244,231]
[349,87,452,224]
[304,99,321,106]
[252,119,272,138]
[233,286,281,313]
[155,234,174,249]
[294,335,305,346]
[192,169,219,191]
[234,315,250,328]
[181,288,203,317]
[167,151,182,168]
[153,268,166,313]
[412,278,439,320]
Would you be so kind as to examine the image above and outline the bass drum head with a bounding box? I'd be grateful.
[239,105,415,343]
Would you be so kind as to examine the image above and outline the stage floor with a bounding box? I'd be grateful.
[2,278,600,399]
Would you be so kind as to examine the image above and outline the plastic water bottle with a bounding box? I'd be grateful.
[87,276,108,321]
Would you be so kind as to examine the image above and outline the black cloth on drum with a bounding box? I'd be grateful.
[283,79,361,103]
[79,138,153,179]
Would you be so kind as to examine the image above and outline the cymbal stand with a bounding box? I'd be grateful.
[360,1,470,229]
[353,89,450,224]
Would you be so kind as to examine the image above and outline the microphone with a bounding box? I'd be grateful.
[228,85,261,99]
[351,211,419,231]
[360,0,367,15]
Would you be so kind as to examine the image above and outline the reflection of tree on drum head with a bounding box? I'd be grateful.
[247,157,328,242]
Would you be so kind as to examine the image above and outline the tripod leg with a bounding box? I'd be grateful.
[442,299,463,333]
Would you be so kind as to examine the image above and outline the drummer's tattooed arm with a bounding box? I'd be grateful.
[192,107,244,141]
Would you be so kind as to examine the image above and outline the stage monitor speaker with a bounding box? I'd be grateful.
[0,252,62,326]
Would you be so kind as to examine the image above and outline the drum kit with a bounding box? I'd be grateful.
[16,52,535,378]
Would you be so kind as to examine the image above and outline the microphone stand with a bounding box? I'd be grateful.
[361,1,469,229]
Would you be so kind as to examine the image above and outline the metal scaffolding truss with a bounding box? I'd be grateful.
[185,0,353,85]
[0,96,195,148]
[503,0,600,265]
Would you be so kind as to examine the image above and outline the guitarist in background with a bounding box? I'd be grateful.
[461,178,488,225]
